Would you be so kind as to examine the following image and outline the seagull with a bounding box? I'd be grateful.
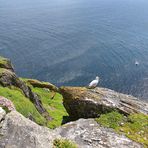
[88,76,100,89]
[135,60,139,66]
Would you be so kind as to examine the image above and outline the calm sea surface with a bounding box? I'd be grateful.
[0,0,148,99]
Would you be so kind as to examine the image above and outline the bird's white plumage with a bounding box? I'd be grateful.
[88,76,99,88]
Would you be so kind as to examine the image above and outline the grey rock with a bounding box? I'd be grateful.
[60,87,148,119]
[0,111,59,148]
[0,111,144,148]
[55,118,143,148]
[0,107,6,121]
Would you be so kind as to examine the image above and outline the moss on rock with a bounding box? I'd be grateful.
[32,87,68,129]
[21,78,59,92]
[0,86,46,126]
[0,56,14,71]
[53,139,78,148]
[96,111,148,147]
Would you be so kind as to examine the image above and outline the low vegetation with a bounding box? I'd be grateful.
[0,78,68,129]
[31,86,68,129]
[0,56,8,65]
[53,139,78,148]
[0,86,46,125]
[95,111,148,147]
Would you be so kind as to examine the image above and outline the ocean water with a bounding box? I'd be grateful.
[0,0,148,100]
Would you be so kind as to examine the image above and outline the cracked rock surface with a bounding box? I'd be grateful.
[0,109,144,148]
[55,118,143,148]
[60,87,148,119]
[0,111,59,148]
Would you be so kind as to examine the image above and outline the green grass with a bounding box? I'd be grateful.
[53,139,78,148]
[0,77,68,129]
[0,86,46,126]
[0,56,8,65]
[32,87,68,129]
[96,111,148,147]
[95,111,124,129]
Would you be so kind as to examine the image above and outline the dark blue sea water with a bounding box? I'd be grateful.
[0,0,148,99]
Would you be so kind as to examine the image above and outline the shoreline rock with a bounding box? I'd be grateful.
[60,87,148,119]
[55,118,143,148]
[0,110,143,148]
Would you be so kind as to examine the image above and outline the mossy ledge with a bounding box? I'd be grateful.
[0,56,68,128]
[60,86,148,119]
[95,111,148,147]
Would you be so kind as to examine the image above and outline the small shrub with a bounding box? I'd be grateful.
[53,139,78,148]
[95,111,124,128]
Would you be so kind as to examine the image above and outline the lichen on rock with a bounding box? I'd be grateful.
[60,86,148,119]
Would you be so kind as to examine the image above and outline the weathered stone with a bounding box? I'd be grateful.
[0,57,14,72]
[60,87,148,119]
[0,68,46,114]
[26,79,59,92]
[0,60,53,120]
[0,111,143,148]
[0,111,59,148]
[0,96,16,111]
[0,107,6,121]
[55,118,143,148]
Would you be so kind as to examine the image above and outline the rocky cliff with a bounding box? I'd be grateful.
[0,56,67,128]
[0,56,148,148]
[0,107,144,148]
[60,87,148,119]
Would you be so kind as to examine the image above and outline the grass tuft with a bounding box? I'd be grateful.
[53,139,78,148]
[95,111,148,147]
[32,87,68,129]
[0,86,46,126]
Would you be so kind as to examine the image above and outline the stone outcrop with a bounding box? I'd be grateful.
[0,110,58,148]
[26,79,59,92]
[60,87,148,119]
[0,108,143,148]
[55,118,143,148]
[0,64,45,114]
[0,57,14,72]
[0,57,51,120]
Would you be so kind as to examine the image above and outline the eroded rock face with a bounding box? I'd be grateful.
[0,67,46,114]
[26,79,59,92]
[60,87,148,119]
[0,96,16,111]
[0,111,143,148]
[0,57,14,72]
[0,58,53,120]
[0,111,59,148]
[55,118,143,148]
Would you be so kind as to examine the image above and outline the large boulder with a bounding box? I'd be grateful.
[0,111,143,148]
[60,87,148,119]
[0,111,59,148]
[55,118,143,148]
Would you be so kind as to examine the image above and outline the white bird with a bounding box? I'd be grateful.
[135,60,139,66]
[88,76,99,89]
